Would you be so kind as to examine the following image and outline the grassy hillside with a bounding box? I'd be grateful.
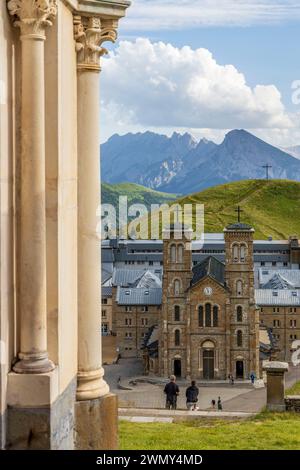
[177,179,300,239]
[102,182,178,208]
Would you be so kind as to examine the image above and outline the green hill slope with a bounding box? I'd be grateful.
[101,182,178,208]
[177,179,300,239]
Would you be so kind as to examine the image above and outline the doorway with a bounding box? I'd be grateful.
[174,359,182,378]
[236,360,244,379]
[203,349,214,379]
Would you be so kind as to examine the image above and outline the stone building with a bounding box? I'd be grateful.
[0,0,130,450]
[159,223,260,380]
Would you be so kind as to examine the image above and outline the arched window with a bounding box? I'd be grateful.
[205,303,212,327]
[237,306,243,322]
[236,280,243,296]
[213,306,218,327]
[198,305,204,327]
[175,329,180,346]
[174,279,181,295]
[232,244,239,262]
[240,244,246,262]
[170,244,176,263]
[237,330,243,347]
[177,244,184,263]
[174,305,180,322]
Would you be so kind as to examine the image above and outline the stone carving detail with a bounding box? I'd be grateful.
[7,0,57,37]
[74,15,118,70]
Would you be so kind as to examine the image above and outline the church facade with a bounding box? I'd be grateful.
[159,223,260,380]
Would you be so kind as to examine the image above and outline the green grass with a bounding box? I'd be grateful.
[102,182,178,208]
[286,382,300,396]
[119,412,300,450]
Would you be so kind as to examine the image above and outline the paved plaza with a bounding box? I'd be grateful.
[104,358,300,413]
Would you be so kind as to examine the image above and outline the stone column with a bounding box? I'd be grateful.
[7,0,56,374]
[74,15,118,450]
[263,361,289,411]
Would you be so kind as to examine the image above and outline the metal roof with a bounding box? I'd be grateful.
[225,223,253,231]
[255,289,300,306]
[259,269,300,288]
[112,268,162,287]
[102,286,112,297]
[116,287,162,305]
[262,273,294,290]
[191,256,225,287]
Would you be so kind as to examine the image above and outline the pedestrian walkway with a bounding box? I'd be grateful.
[119,408,255,423]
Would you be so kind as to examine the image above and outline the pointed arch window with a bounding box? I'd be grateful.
[175,329,180,346]
[205,303,212,327]
[198,305,204,327]
[237,330,243,347]
[213,305,218,327]
[174,305,180,322]
[237,306,243,322]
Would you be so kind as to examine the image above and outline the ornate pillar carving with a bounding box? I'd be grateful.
[7,0,57,373]
[74,15,117,400]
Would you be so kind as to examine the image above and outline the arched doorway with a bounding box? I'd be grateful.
[202,341,215,380]
[174,359,182,377]
[236,360,244,379]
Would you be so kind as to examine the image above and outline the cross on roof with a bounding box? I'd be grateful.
[235,206,243,223]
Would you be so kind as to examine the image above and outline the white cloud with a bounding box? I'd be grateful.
[101,38,294,141]
[122,0,300,31]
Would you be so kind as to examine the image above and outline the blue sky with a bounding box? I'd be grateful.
[100,0,300,147]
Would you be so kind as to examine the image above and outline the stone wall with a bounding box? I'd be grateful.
[285,396,300,412]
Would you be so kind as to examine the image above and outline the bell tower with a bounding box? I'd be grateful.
[224,221,260,379]
[159,224,193,378]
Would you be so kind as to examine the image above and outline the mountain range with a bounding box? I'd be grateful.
[101,129,300,194]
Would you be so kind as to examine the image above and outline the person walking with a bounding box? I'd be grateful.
[217,397,223,411]
[250,373,255,385]
[186,380,199,411]
[164,375,179,410]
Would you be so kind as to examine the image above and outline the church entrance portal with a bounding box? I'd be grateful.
[174,359,182,378]
[203,349,214,379]
[236,360,244,379]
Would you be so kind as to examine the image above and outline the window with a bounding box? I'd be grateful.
[175,329,180,346]
[205,303,212,327]
[237,330,243,347]
[102,298,108,305]
[232,244,239,262]
[260,307,264,313]
[290,319,297,328]
[125,306,132,312]
[237,306,243,322]
[261,262,265,266]
[290,334,297,341]
[141,318,148,326]
[240,244,246,262]
[273,307,280,313]
[102,310,107,319]
[174,279,181,296]
[198,305,204,327]
[236,280,243,296]
[174,305,180,322]
[125,318,132,326]
[170,244,176,263]
[284,262,288,267]
[142,306,149,312]
[149,261,153,266]
[213,305,218,327]
[125,332,132,339]
[272,262,277,267]
[177,244,184,263]
[273,320,281,328]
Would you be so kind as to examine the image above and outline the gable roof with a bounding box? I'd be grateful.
[116,287,162,305]
[262,273,294,290]
[191,256,225,287]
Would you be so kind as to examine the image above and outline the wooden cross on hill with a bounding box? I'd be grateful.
[235,206,243,223]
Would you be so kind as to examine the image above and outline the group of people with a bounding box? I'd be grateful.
[164,375,223,411]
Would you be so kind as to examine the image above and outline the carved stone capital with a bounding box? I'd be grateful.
[74,15,118,71]
[7,0,57,39]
